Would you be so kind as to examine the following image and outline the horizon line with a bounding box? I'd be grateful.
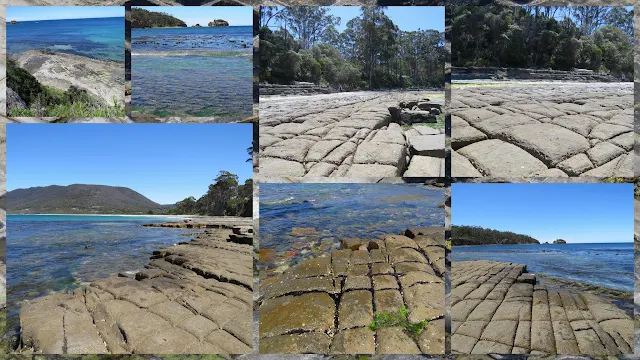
[7,16,124,22]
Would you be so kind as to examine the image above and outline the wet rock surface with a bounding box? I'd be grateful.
[259,91,444,178]
[452,82,633,177]
[259,227,445,354]
[452,260,633,355]
[17,219,253,354]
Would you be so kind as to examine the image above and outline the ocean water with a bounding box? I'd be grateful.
[6,17,125,62]
[6,214,193,335]
[131,26,253,118]
[453,242,633,293]
[259,183,445,276]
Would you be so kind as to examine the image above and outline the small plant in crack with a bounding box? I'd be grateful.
[368,305,428,339]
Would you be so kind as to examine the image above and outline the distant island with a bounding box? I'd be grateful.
[209,20,229,27]
[452,225,540,246]
[131,8,186,28]
[553,239,567,244]
[9,20,18,25]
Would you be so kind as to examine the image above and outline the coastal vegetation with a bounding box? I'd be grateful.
[6,58,124,118]
[131,8,186,28]
[452,6,634,79]
[452,225,540,245]
[168,171,252,217]
[259,6,446,90]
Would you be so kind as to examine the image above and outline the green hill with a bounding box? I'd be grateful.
[452,225,540,246]
[7,184,167,214]
[131,8,187,29]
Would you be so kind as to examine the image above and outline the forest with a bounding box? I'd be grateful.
[131,8,187,28]
[165,171,252,217]
[452,225,540,246]
[452,6,634,79]
[259,7,446,90]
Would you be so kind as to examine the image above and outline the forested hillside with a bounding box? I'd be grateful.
[452,225,540,246]
[131,8,186,28]
[259,6,446,90]
[453,6,634,79]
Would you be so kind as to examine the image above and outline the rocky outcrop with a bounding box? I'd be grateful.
[16,51,124,107]
[7,87,26,111]
[553,239,567,244]
[209,20,229,27]
[452,260,633,354]
[259,227,445,354]
[192,24,201,27]
[259,83,333,96]
[17,219,253,354]
[453,67,625,82]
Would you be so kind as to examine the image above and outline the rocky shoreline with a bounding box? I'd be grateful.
[16,217,253,354]
[452,260,633,354]
[259,227,445,354]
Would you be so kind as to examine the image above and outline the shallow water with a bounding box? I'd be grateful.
[258,183,445,277]
[6,215,193,335]
[131,26,253,118]
[7,17,125,62]
[453,242,633,293]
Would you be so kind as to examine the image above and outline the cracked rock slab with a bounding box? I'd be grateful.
[259,228,445,354]
[452,82,633,177]
[452,260,633,355]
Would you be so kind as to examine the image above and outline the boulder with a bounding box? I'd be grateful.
[400,110,437,125]
[7,87,27,111]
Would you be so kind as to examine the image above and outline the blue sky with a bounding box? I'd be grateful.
[270,6,444,33]
[7,6,124,22]
[7,125,253,204]
[133,6,253,27]
[452,183,633,243]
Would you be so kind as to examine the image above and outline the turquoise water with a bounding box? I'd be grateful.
[259,183,445,276]
[454,242,633,292]
[131,26,253,118]
[6,17,125,62]
[6,214,193,335]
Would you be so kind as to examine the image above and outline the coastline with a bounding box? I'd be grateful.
[12,217,253,353]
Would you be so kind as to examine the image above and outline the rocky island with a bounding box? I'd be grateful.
[16,217,253,354]
[209,20,229,27]
[553,239,568,244]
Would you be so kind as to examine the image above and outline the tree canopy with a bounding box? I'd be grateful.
[452,6,634,79]
[260,6,446,90]
[168,171,252,217]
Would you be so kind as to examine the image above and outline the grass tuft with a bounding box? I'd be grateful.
[369,305,428,339]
